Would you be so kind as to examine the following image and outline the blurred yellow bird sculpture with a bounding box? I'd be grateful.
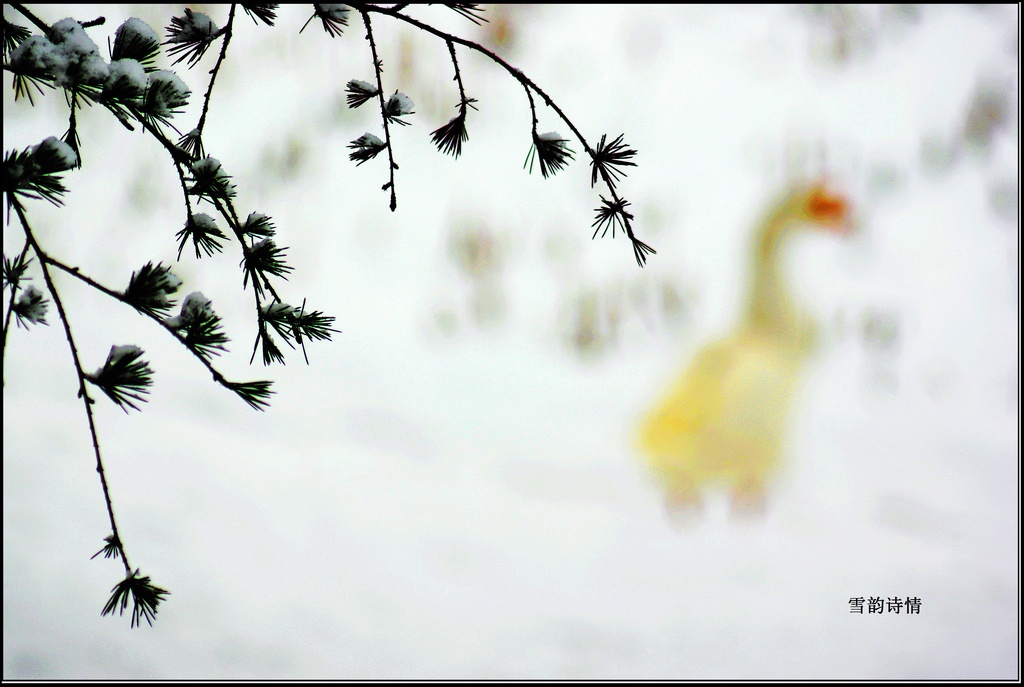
[637,181,851,517]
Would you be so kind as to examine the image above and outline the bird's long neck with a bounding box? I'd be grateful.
[743,203,808,347]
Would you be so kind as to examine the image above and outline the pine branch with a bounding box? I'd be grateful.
[2,244,35,357]
[240,212,277,240]
[84,344,154,413]
[226,379,274,410]
[590,134,637,190]
[359,9,400,211]
[260,298,339,364]
[241,4,279,27]
[164,8,221,68]
[186,156,237,204]
[163,292,228,361]
[90,533,123,562]
[345,79,379,108]
[176,212,227,259]
[444,3,488,25]
[12,198,158,625]
[355,3,655,265]
[383,91,415,126]
[123,261,182,318]
[110,16,161,70]
[524,130,575,179]
[300,4,350,37]
[3,137,78,206]
[137,70,191,134]
[44,256,275,409]
[11,284,49,328]
[592,195,633,239]
[242,239,292,300]
[2,248,33,291]
[3,17,32,58]
[100,569,170,628]
[348,133,386,165]
[4,3,658,631]
[193,5,235,139]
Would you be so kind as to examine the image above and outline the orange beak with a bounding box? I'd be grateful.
[806,186,852,235]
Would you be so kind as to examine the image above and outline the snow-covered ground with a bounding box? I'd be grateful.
[3,4,1018,679]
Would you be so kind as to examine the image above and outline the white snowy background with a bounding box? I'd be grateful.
[3,3,1019,680]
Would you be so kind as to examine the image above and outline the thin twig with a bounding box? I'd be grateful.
[13,199,132,576]
[446,39,467,104]
[359,9,399,212]
[9,3,50,34]
[196,4,236,137]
